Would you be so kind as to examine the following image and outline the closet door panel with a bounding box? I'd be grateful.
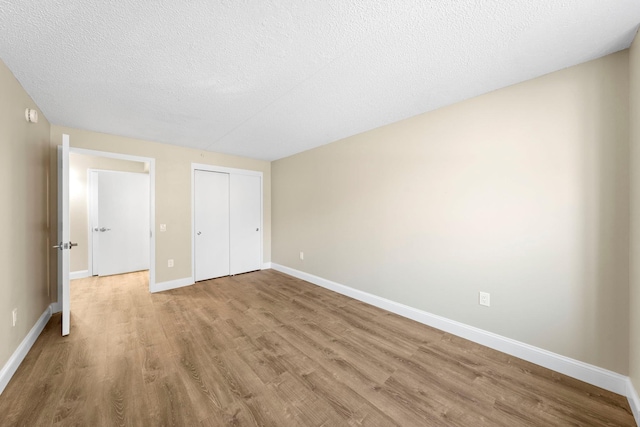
[230,174,261,275]
[194,170,230,281]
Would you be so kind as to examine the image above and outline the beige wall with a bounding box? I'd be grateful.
[0,59,52,368]
[629,33,640,397]
[69,153,147,273]
[50,126,271,295]
[273,52,630,374]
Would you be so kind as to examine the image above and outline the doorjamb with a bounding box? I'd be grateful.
[191,163,263,282]
[71,147,156,292]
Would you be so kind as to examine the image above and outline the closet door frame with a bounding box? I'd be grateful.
[191,163,263,280]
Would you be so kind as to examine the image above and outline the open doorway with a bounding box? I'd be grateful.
[67,148,156,289]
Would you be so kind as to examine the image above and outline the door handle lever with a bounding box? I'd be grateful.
[99,227,111,232]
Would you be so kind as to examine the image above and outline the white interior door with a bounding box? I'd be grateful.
[56,135,71,336]
[89,171,99,275]
[194,170,230,281]
[230,174,261,275]
[97,171,150,276]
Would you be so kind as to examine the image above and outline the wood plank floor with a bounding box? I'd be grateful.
[0,269,635,426]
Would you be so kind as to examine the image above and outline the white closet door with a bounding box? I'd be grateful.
[194,170,230,281]
[230,174,261,275]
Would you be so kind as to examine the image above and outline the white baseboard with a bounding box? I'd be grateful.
[150,277,194,293]
[627,378,640,425]
[0,304,52,395]
[262,262,272,270]
[271,264,632,400]
[69,270,90,280]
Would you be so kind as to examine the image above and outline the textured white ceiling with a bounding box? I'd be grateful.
[1,1,639,160]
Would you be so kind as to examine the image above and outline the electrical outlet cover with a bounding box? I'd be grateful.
[479,292,490,307]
